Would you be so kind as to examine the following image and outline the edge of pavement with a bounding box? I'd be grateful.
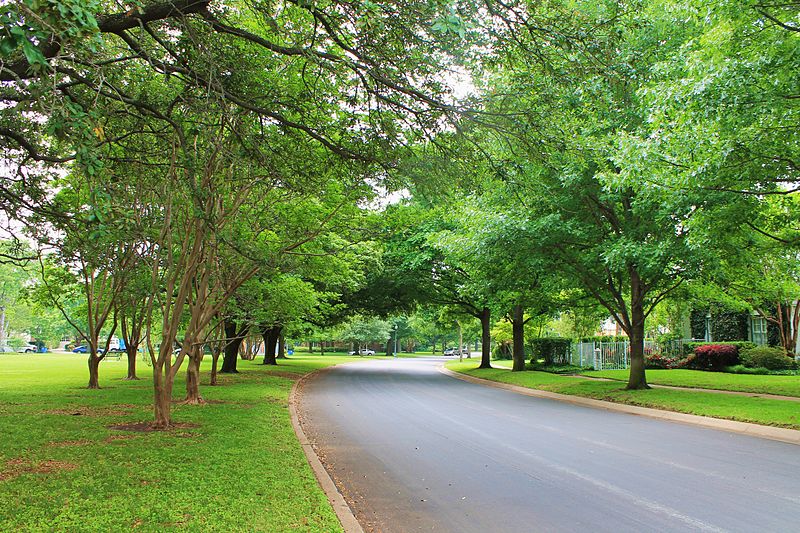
[438,364,800,447]
[289,364,365,533]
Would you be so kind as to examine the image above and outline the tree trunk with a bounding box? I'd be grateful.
[0,305,6,346]
[87,353,101,389]
[210,346,221,385]
[320,341,325,356]
[125,346,139,380]
[385,339,393,357]
[309,341,314,353]
[479,307,492,369]
[432,339,436,354]
[184,350,204,403]
[152,364,172,429]
[277,333,286,359]
[458,321,464,362]
[221,318,243,373]
[511,304,526,372]
[262,326,279,365]
[625,273,649,390]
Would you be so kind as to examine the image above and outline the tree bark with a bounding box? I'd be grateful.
[210,345,221,385]
[87,353,101,389]
[262,326,280,365]
[385,339,393,357]
[220,318,244,373]
[125,346,139,380]
[277,334,286,359]
[625,272,649,390]
[121,315,141,380]
[511,304,526,372]
[152,364,172,429]
[479,307,492,369]
[184,347,205,403]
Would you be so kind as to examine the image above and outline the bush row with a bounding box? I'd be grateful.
[645,343,796,372]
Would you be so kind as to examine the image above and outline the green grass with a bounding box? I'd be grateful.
[447,361,800,430]
[0,352,365,532]
[587,368,800,397]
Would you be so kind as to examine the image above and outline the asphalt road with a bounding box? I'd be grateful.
[299,357,800,533]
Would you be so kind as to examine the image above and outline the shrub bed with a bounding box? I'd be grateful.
[740,347,795,370]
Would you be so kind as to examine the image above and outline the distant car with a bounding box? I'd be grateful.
[72,345,93,353]
[1,345,16,353]
[443,348,456,356]
[349,348,375,355]
[460,348,471,356]
[17,344,38,353]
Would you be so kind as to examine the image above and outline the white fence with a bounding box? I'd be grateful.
[571,340,674,370]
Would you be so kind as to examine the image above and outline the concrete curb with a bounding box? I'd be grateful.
[439,365,800,447]
[289,367,364,533]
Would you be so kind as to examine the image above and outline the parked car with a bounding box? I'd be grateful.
[17,343,38,353]
[443,348,456,356]
[0,346,15,353]
[72,345,92,353]
[348,348,376,355]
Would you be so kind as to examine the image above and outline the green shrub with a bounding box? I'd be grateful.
[492,344,512,360]
[528,337,571,365]
[740,347,795,370]
[724,365,770,375]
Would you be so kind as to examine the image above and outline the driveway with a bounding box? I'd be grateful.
[299,357,800,532]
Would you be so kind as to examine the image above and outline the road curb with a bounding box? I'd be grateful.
[289,366,364,533]
[439,365,800,447]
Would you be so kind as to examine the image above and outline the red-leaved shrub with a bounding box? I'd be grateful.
[686,344,739,371]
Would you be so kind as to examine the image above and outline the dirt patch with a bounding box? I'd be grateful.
[104,434,141,443]
[264,371,302,380]
[0,458,78,481]
[48,439,92,448]
[107,421,200,433]
[44,406,134,417]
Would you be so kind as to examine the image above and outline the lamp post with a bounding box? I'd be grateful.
[393,324,398,357]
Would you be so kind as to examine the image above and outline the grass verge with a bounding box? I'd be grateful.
[446,361,800,430]
[0,352,367,532]
[584,368,800,397]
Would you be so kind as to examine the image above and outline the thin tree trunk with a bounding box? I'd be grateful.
[210,346,221,385]
[152,364,171,429]
[479,307,492,369]
[184,348,205,403]
[277,333,286,359]
[458,321,464,362]
[87,353,101,389]
[625,273,649,390]
[309,341,314,353]
[511,304,526,372]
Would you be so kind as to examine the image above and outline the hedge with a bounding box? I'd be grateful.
[529,337,571,365]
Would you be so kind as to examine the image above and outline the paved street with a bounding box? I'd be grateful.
[300,357,800,533]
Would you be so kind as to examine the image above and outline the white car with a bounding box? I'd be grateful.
[443,348,456,356]
[349,348,376,355]
[17,344,37,353]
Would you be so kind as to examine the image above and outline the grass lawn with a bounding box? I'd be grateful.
[447,361,800,430]
[586,369,800,397]
[0,352,367,532]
